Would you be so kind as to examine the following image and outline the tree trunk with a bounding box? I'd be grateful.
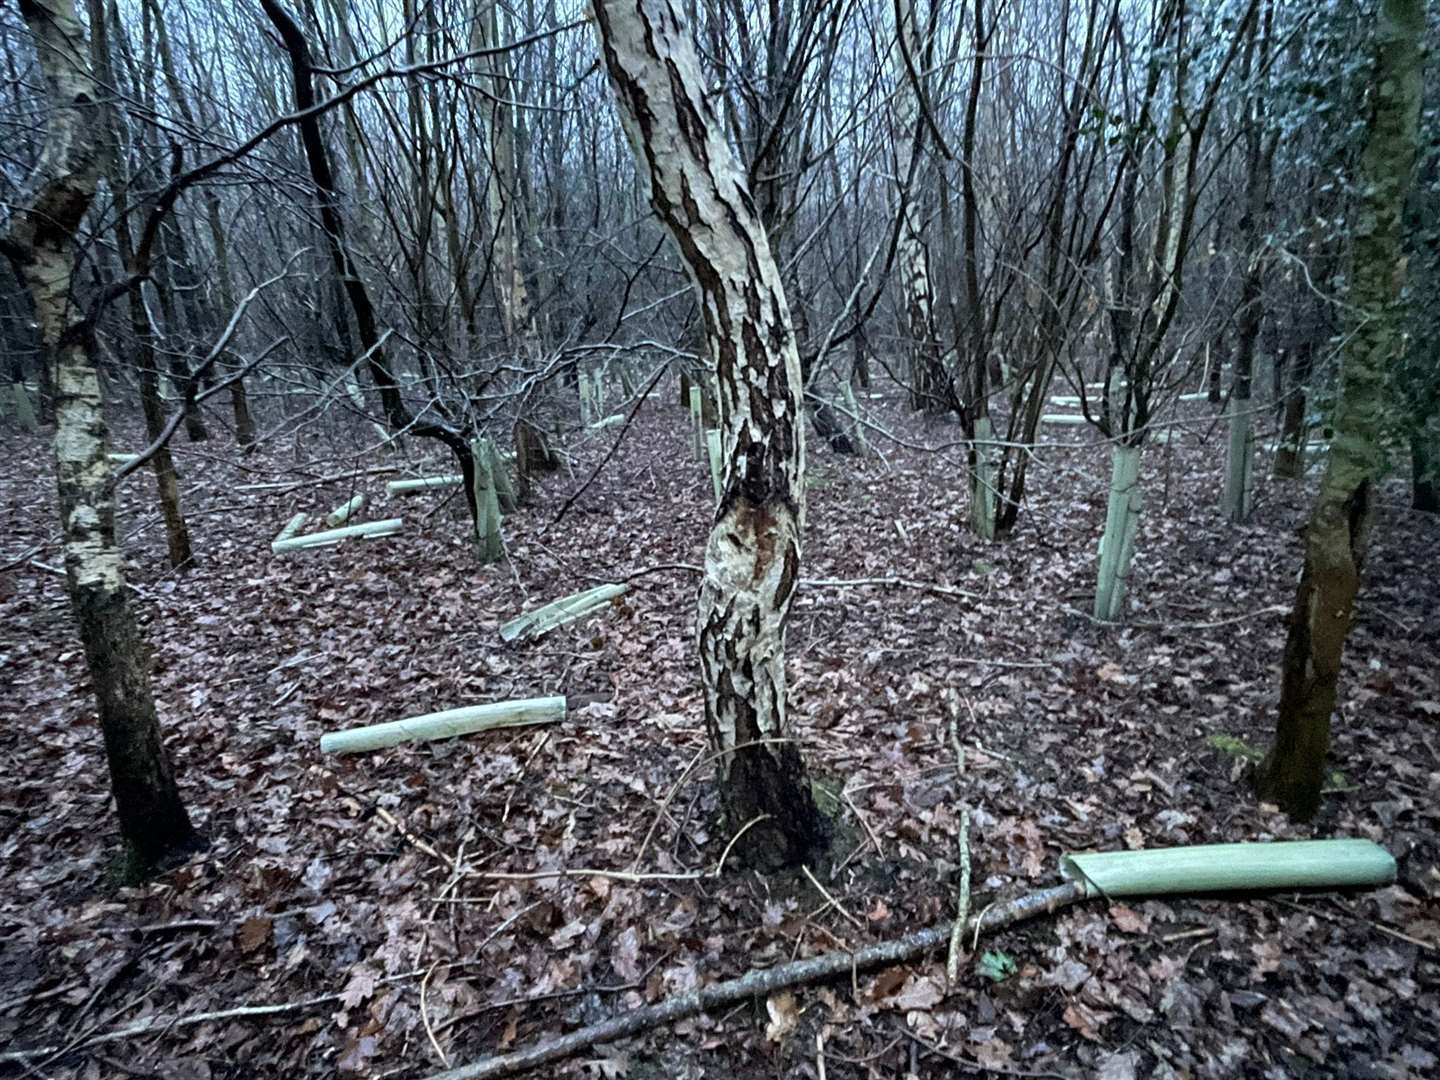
[88,0,193,570]
[1223,13,1274,522]
[593,0,823,868]
[1414,411,1439,513]
[1224,263,1260,520]
[1273,341,1313,479]
[5,0,199,875]
[1255,0,1423,821]
[154,220,210,443]
[892,0,945,413]
[260,0,478,523]
[475,0,540,359]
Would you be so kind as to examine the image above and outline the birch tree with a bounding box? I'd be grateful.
[892,0,945,413]
[2,0,199,875]
[1254,0,1425,820]
[591,0,823,868]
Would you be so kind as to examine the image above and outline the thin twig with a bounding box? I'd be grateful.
[802,865,864,930]
[420,963,450,1068]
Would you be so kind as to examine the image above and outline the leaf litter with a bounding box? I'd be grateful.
[1,390,1437,1078]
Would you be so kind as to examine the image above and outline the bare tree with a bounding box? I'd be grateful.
[592,0,824,867]
[2,0,200,875]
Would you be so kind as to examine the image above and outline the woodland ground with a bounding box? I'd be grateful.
[1,385,1438,1080]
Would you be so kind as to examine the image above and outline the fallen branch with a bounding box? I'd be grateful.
[800,576,984,601]
[0,993,341,1065]
[425,882,1088,1080]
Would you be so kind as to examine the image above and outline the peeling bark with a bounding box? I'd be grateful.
[6,0,199,874]
[592,0,823,868]
[1255,0,1424,820]
[892,0,945,413]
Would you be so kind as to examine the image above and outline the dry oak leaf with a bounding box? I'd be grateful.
[765,990,800,1042]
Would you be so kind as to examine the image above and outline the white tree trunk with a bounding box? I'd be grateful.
[475,0,539,358]
[592,0,822,867]
[6,0,198,874]
[892,0,943,410]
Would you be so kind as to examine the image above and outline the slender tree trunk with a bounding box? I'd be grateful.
[88,0,193,570]
[1414,419,1439,513]
[205,197,255,449]
[260,0,479,523]
[151,219,209,442]
[892,0,944,413]
[1273,341,1313,479]
[1223,9,1274,522]
[146,0,255,450]
[1255,0,1424,820]
[5,0,198,875]
[1225,265,1261,519]
[475,0,539,357]
[593,0,823,868]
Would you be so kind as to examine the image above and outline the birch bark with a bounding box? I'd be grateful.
[592,0,822,867]
[5,0,198,874]
[892,0,944,413]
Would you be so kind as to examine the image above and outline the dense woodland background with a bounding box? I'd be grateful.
[1,0,1438,1077]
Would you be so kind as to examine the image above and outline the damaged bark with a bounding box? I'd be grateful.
[592,0,823,868]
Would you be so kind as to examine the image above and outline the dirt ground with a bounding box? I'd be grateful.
[2,386,1437,1079]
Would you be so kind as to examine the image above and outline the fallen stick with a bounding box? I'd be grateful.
[499,584,629,644]
[426,883,1088,1080]
[387,474,464,495]
[800,576,983,601]
[325,494,366,527]
[1040,414,1087,426]
[271,518,402,554]
[320,695,567,754]
[427,837,1397,1080]
[0,993,342,1065]
[236,466,402,494]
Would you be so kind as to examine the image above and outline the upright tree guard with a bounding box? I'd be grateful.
[1254,0,1424,820]
[3,0,199,874]
[592,0,823,867]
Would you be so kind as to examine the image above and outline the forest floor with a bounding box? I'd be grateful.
[2,384,1438,1080]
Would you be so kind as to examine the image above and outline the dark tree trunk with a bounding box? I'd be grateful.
[1255,0,1423,820]
[261,0,477,519]
[1274,342,1313,479]
[1414,423,1439,513]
